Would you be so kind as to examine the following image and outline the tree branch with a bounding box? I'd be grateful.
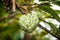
[16,3,29,14]
[0,2,50,21]
[38,18,58,38]
[0,12,21,21]
[38,24,58,38]
[12,0,16,12]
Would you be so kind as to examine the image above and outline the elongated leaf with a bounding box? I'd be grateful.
[58,26,60,31]
[39,0,50,1]
[53,1,60,6]
[13,29,25,40]
[0,1,5,17]
[47,22,57,34]
[39,0,57,1]
[38,4,60,22]
[40,31,48,37]
[16,0,24,4]
[55,10,60,14]
[16,0,34,4]
[58,26,60,36]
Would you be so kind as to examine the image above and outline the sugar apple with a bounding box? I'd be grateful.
[19,13,39,33]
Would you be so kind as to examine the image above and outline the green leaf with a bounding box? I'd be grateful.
[13,29,25,40]
[16,0,34,4]
[40,31,48,37]
[39,0,56,1]
[0,2,4,16]
[58,26,60,31]
[38,4,60,22]
[39,0,50,1]
[53,1,60,6]
[35,8,51,18]
[55,10,60,14]
[47,22,57,34]
[16,0,24,4]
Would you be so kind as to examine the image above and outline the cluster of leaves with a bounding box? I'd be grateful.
[0,0,60,40]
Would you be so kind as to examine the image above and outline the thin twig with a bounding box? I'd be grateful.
[12,0,16,12]
[16,3,29,14]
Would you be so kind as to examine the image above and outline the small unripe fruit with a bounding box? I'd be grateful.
[19,13,39,33]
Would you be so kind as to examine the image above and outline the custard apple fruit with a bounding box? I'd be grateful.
[19,13,39,33]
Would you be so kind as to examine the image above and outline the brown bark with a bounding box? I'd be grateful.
[11,0,16,12]
[23,32,31,40]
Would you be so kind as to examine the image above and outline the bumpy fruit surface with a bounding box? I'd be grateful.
[19,13,39,33]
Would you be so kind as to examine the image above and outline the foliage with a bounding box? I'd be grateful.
[0,0,60,40]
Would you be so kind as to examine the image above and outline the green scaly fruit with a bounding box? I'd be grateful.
[19,13,39,33]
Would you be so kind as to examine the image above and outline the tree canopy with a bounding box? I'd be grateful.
[0,0,60,40]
